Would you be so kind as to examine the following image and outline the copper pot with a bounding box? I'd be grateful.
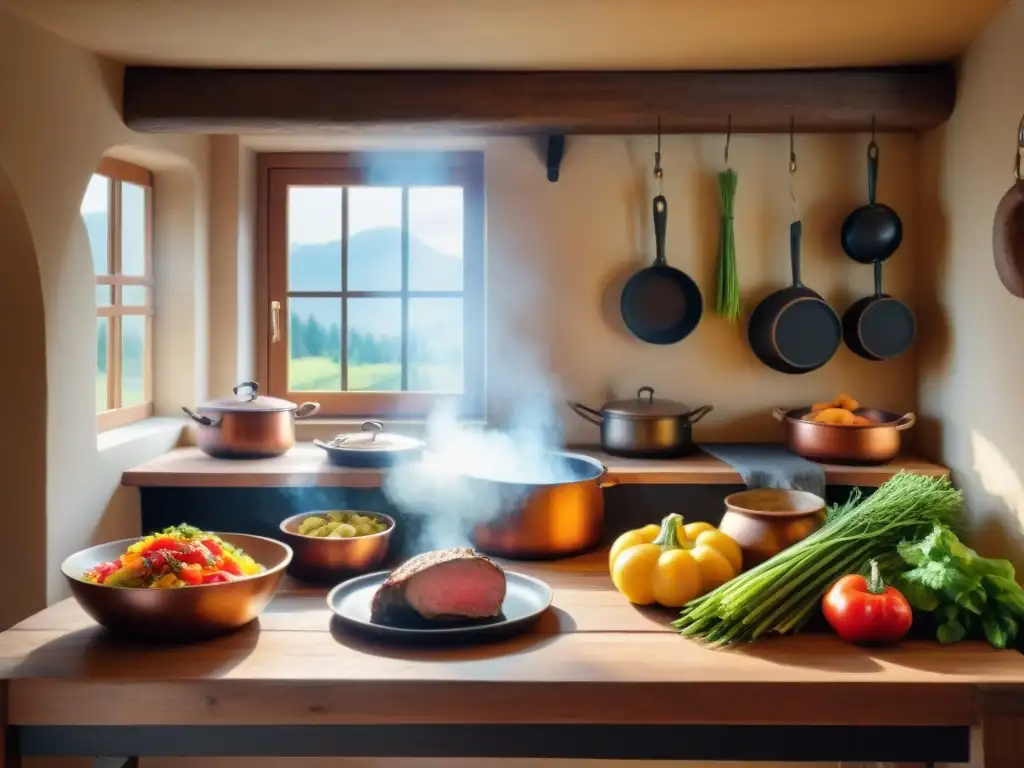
[183,381,319,459]
[467,452,617,559]
[720,488,826,568]
[773,406,916,465]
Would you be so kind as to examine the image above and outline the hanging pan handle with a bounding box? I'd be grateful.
[867,139,880,206]
[653,195,668,266]
[568,401,603,426]
[789,221,803,287]
[873,258,884,298]
[1015,114,1024,182]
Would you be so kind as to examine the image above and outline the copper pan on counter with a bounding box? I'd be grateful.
[773,406,915,465]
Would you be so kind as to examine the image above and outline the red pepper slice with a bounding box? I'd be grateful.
[822,560,913,645]
[177,564,204,586]
[91,561,120,584]
[201,572,233,584]
[201,538,223,557]
[137,536,181,557]
[220,557,242,576]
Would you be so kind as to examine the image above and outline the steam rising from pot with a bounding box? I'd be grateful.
[382,394,575,552]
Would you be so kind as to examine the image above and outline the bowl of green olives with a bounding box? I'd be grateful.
[278,510,395,582]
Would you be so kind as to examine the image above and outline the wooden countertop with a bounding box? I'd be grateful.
[1,549,1022,732]
[121,444,948,489]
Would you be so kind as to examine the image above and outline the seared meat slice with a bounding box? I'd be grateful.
[370,548,507,626]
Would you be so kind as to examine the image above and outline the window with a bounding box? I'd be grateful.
[260,152,484,417]
[83,158,154,431]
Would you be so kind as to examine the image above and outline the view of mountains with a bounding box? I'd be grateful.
[289,227,463,294]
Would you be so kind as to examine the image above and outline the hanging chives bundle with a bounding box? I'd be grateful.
[714,169,740,322]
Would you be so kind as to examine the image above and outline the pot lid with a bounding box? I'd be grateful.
[324,421,424,452]
[198,381,298,413]
[602,386,693,418]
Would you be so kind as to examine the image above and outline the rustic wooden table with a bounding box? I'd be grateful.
[2,549,1022,766]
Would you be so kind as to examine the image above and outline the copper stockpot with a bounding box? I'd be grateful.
[279,510,395,582]
[183,381,320,459]
[61,533,292,642]
[774,406,916,465]
[468,452,616,559]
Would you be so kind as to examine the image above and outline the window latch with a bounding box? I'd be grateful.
[270,300,281,343]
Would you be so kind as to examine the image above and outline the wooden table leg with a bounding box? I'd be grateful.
[1,681,20,768]
[976,687,1024,768]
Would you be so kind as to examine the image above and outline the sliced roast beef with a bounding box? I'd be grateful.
[370,548,507,626]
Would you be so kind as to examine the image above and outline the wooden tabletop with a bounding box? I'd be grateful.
[1,549,1021,731]
[121,444,948,488]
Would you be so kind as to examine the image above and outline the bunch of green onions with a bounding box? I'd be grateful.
[714,169,740,322]
[674,473,964,645]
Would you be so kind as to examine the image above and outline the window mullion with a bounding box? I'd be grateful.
[111,180,123,409]
[340,186,349,393]
[400,186,409,392]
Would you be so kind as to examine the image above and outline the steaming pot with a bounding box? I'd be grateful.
[569,386,713,458]
[466,452,616,559]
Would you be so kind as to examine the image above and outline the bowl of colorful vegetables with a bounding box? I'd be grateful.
[61,524,293,641]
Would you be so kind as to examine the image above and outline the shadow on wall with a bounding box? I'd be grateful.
[0,161,47,629]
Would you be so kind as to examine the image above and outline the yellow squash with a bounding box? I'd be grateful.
[609,514,742,607]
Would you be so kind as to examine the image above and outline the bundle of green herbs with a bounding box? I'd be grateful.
[874,524,1024,649]
[673,472,964,645]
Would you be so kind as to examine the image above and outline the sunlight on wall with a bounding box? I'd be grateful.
[970,429,1024,525]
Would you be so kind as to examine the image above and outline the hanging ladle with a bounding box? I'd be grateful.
[993,113,1024,297]
[840,120,904,264]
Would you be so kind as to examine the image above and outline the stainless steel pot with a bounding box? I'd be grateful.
[569,386,713,458]
[467,452,616,559]
[183,381,319,459]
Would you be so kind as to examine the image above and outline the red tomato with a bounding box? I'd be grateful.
[219,558,242,576]
[138,537,180,557]
[92,561,120,584]
[822,560,913,644]
[176,543,215,567]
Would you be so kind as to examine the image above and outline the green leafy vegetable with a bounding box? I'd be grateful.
[673,472,964,645]
[892,523,1024,648]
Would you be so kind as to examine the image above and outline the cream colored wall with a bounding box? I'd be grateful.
[0,8,210,615]
[918,0,1024,565]
[233,132,921,444]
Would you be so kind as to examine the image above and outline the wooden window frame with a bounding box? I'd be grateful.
[257,152,485,419]
[95,157,155,431]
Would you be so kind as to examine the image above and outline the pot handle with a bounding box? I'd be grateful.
[597,463,619,489]
[682,405,714,424]
[772,406,791,422]
[294,402,321,419]
[568,401,603,426]
[894,412,916,431]
[182,406,221,428]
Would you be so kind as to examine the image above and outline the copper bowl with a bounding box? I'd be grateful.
[279,510,395,582]
[773,406,916,464]
[720,488,826,568]
[61,533,292,642]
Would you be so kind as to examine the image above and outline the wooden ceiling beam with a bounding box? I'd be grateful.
[123,65,956,135]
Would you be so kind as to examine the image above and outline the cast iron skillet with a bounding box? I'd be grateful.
[748,221,841,374]
[620,194,703,345]
[840,140,903,264]
[842,259,916,361]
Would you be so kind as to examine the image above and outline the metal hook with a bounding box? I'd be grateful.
[871,115,876,144]
[1015,113,1024,182]
[724,114,732,166]
[653,116,664,193]
[789,116,798,220]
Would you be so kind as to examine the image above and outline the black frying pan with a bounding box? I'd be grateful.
[748,221,841,373]
[840,140,903,264]
[620,194,703,345]
[842,259,916,360]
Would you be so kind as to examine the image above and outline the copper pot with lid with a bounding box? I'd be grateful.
[569,386,713,458]
[183,381,319,459]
